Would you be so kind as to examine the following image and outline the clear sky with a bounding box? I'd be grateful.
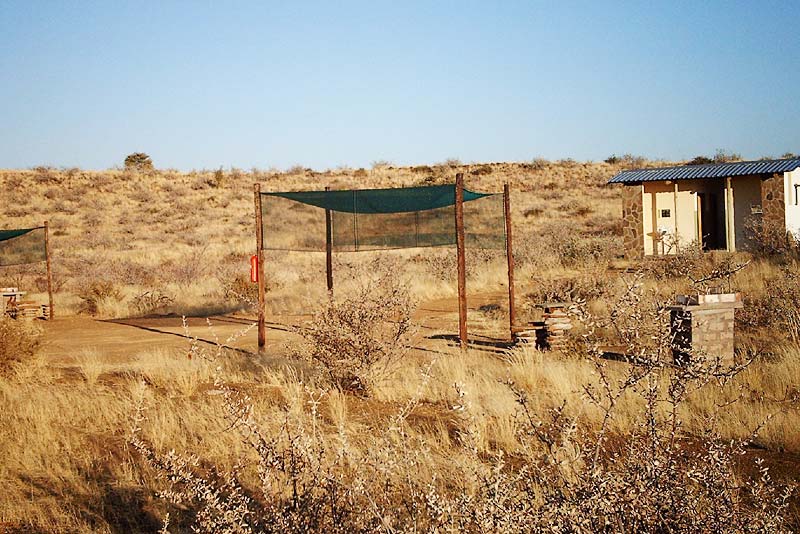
[1,1,799,170]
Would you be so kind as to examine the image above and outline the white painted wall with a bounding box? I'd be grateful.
[785,170,800,236]
[642,180,713,255]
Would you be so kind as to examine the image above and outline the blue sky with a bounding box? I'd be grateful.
[1,1,798,170]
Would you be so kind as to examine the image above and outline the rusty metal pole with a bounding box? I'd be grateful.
[503,183,516,342]
[254,184,266,350]
[44,221,54,320]
[325,186,333,294]
[455,173,468,350]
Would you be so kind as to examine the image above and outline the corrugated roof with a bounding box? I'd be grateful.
[607,157,800,184]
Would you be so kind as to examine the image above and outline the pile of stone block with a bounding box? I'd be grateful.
[514,302,572,350]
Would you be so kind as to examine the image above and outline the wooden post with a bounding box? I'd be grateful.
[725,176,736,252]
[673,182,679,253]
[325,186,333,293]
[43,221,54,320]
[503,184,516,341]
[254,184,266,349]
[454,173,468,350]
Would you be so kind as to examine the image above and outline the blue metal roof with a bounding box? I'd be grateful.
[607,158,800,184]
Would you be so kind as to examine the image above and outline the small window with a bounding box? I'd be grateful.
[661,209,671,218]
[795,184,799,206]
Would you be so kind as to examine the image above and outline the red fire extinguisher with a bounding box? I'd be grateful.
[250,255,259,283]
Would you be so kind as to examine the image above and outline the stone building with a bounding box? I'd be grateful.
[608,158,800,259]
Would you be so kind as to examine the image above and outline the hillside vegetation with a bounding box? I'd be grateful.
[2,158,800,532]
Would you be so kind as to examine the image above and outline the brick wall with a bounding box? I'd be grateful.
[621,184,644,260]
[690,308,735,364]
[671,297,739,366]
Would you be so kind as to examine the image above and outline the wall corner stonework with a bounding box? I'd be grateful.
[761,172,786,231]
[621,184,644,260]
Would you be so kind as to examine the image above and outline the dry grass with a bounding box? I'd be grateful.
[0,159,638,318]
[1,159,799,531]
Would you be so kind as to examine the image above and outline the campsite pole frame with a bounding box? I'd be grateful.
[325,186,334,293]
[254,183,266,349]
[44,221,54,320]
[455,173,468,350]
[503,184,516,341]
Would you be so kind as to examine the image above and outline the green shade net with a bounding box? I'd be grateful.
[0,227,46,266]
[260,184,506,252]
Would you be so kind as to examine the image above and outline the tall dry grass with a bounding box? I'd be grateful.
[2,158,800,531]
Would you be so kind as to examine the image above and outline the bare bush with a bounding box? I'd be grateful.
[745,215,799,258]
[77,280,123,315]
[0,318,41,374]
[295,276,415,395]
[131,289,175,316]
[124,152,154,172]
[131,289,796,532]
[525,272,611,307]
[739,267,800,344]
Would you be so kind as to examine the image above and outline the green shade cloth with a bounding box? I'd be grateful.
[264,184,491,214]
[0,228,37,243]
[260,184,506,252]
[0,227,46,266]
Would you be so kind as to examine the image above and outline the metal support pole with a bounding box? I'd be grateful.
[254,183,266,349]
[503,184,516,341]
[454,173,468,350]
[325,186,333,293]
[44,220,54,320]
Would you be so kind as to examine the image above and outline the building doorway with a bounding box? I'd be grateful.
[698,192,726,250]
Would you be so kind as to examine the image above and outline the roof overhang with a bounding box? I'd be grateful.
[607,158,800,185]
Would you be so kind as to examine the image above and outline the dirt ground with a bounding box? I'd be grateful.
[39,293,516,365]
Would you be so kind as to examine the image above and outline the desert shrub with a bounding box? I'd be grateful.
[32,166,66,185]
[744,215,799,258]
[522,206,543,218]
[295,276,415,395]
[738,267,800,343]
[469,164,493,176]
[162,247,210,288]
[124,152,154,172]
[131,289,175,316]
[219,272,260,307]
[212,168,225,188]
[530,157,549,170]
[0,318,41,374]
[713,148,742,163]
[526,272,611,305]
[687,155,713,165]
[642,246,705,280]
[606,153,647,168]
[418,250,455,282]
[441,157,462,167]
[370,160,392,169]
[78,280,123,315]
[131,277,795,532]
[553,232,619,268]
[286,164,305,175]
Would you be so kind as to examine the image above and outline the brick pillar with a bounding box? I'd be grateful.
[670,294,742,366]
[761,172,786,230]
[621,184,644,260]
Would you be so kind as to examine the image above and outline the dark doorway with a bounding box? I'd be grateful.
[698,192,726,250]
